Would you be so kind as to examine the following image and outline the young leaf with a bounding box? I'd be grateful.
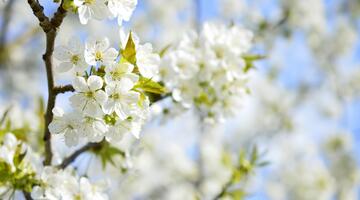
[243,54,265,73]
[121,32,137,65]
[134,77,167,94]
[93,142,125,169]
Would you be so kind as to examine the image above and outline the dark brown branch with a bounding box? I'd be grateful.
[42,30,57,166]
[50,2,67,28]
[54,85,75,94]
[23,191,33,200]
[27,0,67,165]
[58,142,102,169]
[27,0,52,33]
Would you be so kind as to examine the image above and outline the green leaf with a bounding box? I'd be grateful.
[222,152,232,168]
[13,146,26,167]
[159,44,171,57]
[243,54,266,73]
[228,190,246,200]
[0,106,12,127]
[63,0,77,12]
[250,146,258,164]
[93,142,125,169]
[121,32,137,65]
[134,77,167,95]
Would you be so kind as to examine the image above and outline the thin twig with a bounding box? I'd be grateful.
[27,0,67,165]
[58,142,102,169]
[27,0,52,33]
[213,179,232,200]
[54,84,75,94]
[0,105,12,126]
[23,191,32,200]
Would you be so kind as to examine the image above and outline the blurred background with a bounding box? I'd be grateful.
[1,0,360,199]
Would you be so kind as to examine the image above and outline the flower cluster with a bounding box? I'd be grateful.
[0,133,25,171]
[0,133,109,199]
[31,167,108,200]
[70,0,137,25]
[159,22,254,122]
[0,133,40,197]
[50,31,162,147]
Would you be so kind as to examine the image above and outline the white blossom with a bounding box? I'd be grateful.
[136,43,160,78]
[54,38,87,74]
[79,116,108,143]
[103,78,140,119]
[0,133,19,171]
[106,117,142,141]
[48,108,83,147]
[74,0,110,24]
[70,76,108,117]
[120,30,160,78]
[31,167,108,200]
[160,22,253,122]
[85,37,118,66]
[107,0,138,25]
[104,62,138,84]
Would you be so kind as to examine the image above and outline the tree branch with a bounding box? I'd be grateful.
[27,0,52,33]
[58,142,102,169]
[54,84,75,94]
[23,191,33,200]
[27,0,67,165]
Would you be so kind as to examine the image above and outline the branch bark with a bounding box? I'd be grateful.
[54,84,75,94]
[27,0,67,165]
[58,142,102,169]
[23,191,33,200]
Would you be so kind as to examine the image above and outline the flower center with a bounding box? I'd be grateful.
[95,51,103,61]
[111,68,125,80]
[111,93,121,100]
[85,91,94,98]
[214,46,225,59]
[178,62,187,70]
[71,55,80,64]
[84,0,95,5]
[74,194,82,200]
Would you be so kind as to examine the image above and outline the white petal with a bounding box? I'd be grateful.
[103,48,118,64]
[48,120,66,134]
[94,90,108,104]
[78,6,91,24]
[70,94,88,111]
[84,50,96,65]
[121,62,134,73]
[115,105,128,120]
[54,46,71,60]
[64,130,79,147]
[68,37,83,54]
[125,91,140,103]
[52,107,64,117]
[87,75,103,91]
[84,101,101,116]
[103,100,115,114]
[118,78,134,92]
[72,76,89,92]
[96,37,110,52]
[56,62,73,73]
[91,1,109,20]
